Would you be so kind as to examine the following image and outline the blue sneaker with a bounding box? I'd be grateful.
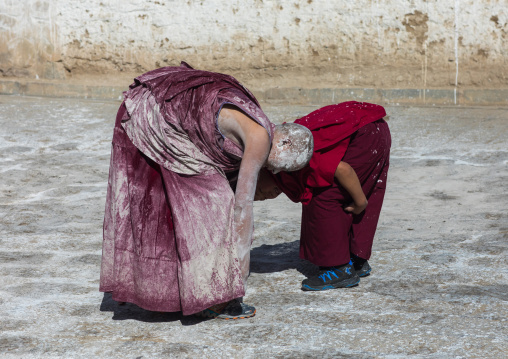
[301,263,360,291]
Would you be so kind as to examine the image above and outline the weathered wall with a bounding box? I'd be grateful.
[0,0,507,90]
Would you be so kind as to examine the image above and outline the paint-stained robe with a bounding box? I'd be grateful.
[100,63,273,315]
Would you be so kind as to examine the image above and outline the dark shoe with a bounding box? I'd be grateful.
[351,254,372,277]
[351,259,372,277]
[196,298,256,320]
[354,260,372,277]
[301,263,360,291]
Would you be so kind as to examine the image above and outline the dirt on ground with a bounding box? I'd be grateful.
[0,96,506,358]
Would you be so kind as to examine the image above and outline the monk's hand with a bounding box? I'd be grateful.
[344,199,368,215]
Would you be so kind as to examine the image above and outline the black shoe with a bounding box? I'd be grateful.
[351,255,372,277]
[301,263,360,291]
[351,260,371,277]
[196,298,256,320]
[216,299,256,320]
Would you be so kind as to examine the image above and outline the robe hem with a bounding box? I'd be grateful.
[99,287,245,316]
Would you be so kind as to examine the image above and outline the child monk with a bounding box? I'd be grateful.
[254,101,391,291]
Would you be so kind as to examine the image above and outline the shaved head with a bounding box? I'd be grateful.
[266,123,314,173]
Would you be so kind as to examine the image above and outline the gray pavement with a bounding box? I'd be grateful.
[0,95,507,358]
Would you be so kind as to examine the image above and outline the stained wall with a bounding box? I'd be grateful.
[0,0,507,89]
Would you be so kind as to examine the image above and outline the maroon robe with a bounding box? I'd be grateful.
[272,102,390,266]
[100,63,273,315]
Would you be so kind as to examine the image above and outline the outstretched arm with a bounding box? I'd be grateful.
[335,161,368,214]
[218,106,271,287]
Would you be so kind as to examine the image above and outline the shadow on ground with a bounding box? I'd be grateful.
[99,293,206,325]
[250,240,318,277]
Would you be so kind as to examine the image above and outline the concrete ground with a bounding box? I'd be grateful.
[0,95,506,358]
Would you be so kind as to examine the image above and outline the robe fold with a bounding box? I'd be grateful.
[100,64,273,315]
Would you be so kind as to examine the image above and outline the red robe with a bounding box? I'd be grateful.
[100,64,273,315]
[272,101,387,204]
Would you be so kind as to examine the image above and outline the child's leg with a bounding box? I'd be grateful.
[300,186,353,267]
[343,119,391,261]
[351,172,387,260]
[300,187,361,291]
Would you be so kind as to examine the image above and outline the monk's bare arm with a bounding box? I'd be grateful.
[218,107,271,285]
[335,161,368,214]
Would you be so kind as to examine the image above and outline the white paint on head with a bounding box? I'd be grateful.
[268,123,313,172]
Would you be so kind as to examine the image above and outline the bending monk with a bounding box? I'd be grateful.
[254,101,391,291]
[99,62,313,319]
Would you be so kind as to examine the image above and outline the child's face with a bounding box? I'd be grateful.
[254,168,282,201]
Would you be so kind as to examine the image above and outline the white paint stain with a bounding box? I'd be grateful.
[454,0,460,105]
